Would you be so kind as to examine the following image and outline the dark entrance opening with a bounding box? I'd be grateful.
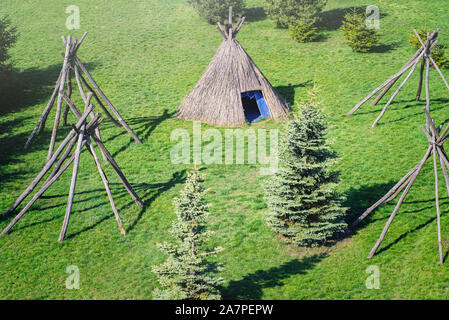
[242,95,262,122]
[241,91,270,123]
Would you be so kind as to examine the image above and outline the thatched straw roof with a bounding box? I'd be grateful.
[176,8,290,126]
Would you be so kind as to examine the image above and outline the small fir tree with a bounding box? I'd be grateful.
[264,86,347,246]
[289,17,319,43]
[265,0,327,29]
[152,168,224,300]
[409,28,449,69]
[341,9,379,53]
[187,0,246,24]
[0,15,18,69]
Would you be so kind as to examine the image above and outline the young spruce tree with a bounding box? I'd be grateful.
[264,87,347,246]
[152,168,223,300]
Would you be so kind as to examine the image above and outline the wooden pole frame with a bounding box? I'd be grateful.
[1,93,142,242]
[352,107,449,264]
[346,29,449,128]
[24,33,142,153]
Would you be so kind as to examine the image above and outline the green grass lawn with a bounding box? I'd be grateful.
[2,0,449,299]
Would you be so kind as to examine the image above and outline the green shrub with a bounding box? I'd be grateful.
[289,17,318,43]
[409,28,449,69]
[187,0,246,24]
[341,9,379,53]
[265,0,327,29]
[408,28,430,50]
[152,169,224,300]
[430,44,449,69]
[0,15,18,68]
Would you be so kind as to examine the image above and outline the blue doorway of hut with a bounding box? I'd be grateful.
[241,91,271,123]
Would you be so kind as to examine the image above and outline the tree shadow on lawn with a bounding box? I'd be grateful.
[101,109,174,158]
[317,6,387,31]
[0,62,97,116]
[244,7,267,22]
[0,115,69,191]
[347,182,449,257]
[344,182,397,227]
[275,80,313,106]
[222,254,326,299]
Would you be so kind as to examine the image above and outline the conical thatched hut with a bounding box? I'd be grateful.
[176,8,290,127]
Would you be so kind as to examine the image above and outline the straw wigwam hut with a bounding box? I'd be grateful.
[176,8,290,126]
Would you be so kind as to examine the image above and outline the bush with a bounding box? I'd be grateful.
[152,169,224,300]
[0,15,18,68]
[341,9,379,53]
[265,0,327,29]
[430,44,449,69]
[289,17,318,43]
[264,86,348,247]
[409,28,449,69]
[187,0,246,24]
[408,28,430,50]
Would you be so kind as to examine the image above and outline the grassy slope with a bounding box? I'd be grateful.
[2,0,449,299]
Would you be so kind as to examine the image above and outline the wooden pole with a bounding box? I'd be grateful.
[50,112,101,181]
[74,56,142,144]
[86,139,126,235]
[63,82,109,162]
[62,68,73,126]
[385,174,414,203]
[0,148,77,236]
[1,105,94,218]
[48,36,72,162]
[73,63,119,127]
[370,76,400,106]
[233,17,246,38]
[367,147,430,258]
[216,22,228,40]
[24,70,63,149]
[58,122,85,242]
[428,55,449,92]
[346,58,419,115]
[416,59,425,100]
[372,56,422,127]
[425,55,431,130]
[48,133,79,180]
[433,144,444,264]
[347,29,439,116]
[90,134,143,207]
[351,162,423,228]
[437,147,449,198]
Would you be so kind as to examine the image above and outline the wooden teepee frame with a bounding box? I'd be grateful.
[347,29,449,128]
[25,33,142,162]
[1,92,143,242]
[352,108,449,264]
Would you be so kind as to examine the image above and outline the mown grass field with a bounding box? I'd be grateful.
[2,0,449,299]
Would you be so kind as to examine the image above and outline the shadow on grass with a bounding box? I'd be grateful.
[344,182,396,227]
[368,42,400,54]
[222,254,325,299]
[275,80,313,106]
[317,6,376,31]
[375,216,436,256]
[0,115,72,191]
[125,169,186,233]
[5,170,186,239]
[102,109,174,158]
[244,7,266,22]
[0,62,97,116]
